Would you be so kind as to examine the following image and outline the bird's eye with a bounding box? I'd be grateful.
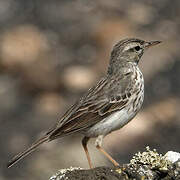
[134,46,141,51]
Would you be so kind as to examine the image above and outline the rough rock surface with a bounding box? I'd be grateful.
[49,148,180,180]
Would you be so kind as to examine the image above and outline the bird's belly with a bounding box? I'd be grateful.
[84,106,137,138]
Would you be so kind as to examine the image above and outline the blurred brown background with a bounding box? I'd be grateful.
[1,0,180,179]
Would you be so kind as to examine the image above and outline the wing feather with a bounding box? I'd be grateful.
[48,71,133,139]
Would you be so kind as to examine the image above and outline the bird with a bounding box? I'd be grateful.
[7,38,161,169]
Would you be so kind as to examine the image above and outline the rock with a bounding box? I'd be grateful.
[49,147,180,180]
[164,151,180,163]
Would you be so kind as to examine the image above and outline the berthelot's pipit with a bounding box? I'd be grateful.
[7,38,161,168]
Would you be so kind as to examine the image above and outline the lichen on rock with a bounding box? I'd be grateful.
[130,146,171,171]
[49,147,180,180]
[49,167,83,180]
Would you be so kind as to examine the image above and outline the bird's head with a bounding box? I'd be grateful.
[111,38,161,64]
[108,38,161,74]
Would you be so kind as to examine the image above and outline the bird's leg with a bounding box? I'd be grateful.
[95,135,119,166]
[82,136,93,169]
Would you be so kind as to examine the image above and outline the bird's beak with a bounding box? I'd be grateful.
[144,41,161,49]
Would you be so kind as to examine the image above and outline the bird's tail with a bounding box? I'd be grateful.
[7,135,49,168]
